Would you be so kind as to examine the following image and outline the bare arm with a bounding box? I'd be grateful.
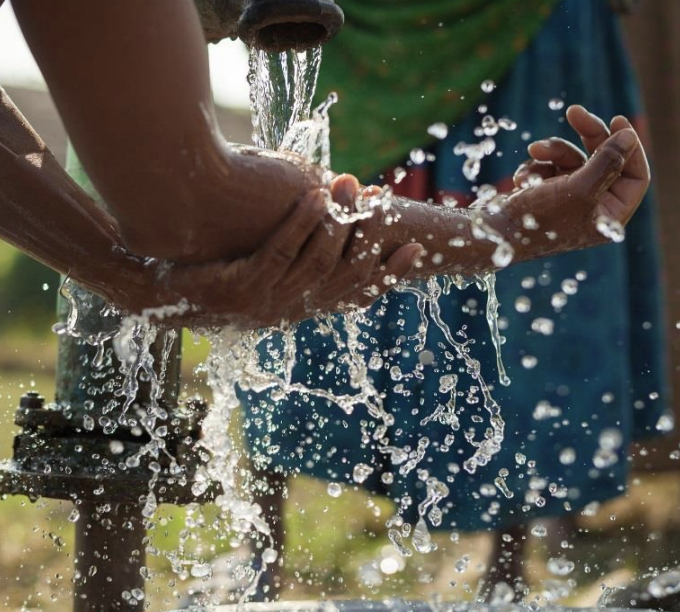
[12,0,316,262]
[377,106,648,278]
[0,87,142,298]
[0,87,422,327]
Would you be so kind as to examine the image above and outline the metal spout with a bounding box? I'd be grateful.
[238,0,344,52]
[194,0,344,51]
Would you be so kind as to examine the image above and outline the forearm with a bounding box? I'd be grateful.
[382,188,571,279]
[0,88,147,301]
[12,0,318,262]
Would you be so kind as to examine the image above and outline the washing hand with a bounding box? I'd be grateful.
[137,177,423,328]
[496,104,649,260]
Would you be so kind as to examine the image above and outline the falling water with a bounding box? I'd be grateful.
[197,47,513,564]
[56,45,516,598]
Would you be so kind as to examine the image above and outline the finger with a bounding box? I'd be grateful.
[330,174,361,212]
[278,212,353,292]
[566,105,610,155]
[527,138,587,169]
[609,115,650,182]
[572,128,639,200]
[313,207,386,307]
[355,243,425,308]
[248,189,327,285]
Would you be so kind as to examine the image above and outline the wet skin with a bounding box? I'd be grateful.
[0,0,650,327]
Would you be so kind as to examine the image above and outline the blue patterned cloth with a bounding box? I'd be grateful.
[240,0,669,531]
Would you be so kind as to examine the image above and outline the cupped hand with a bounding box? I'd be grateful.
[114,177,423,329]
[494,105,650,260]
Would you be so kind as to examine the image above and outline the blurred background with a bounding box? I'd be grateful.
[2,2,680,611]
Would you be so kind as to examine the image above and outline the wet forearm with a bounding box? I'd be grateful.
[383,198,502,278]
[0,88,145,300]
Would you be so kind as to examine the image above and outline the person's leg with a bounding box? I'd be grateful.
[483,524,527,602]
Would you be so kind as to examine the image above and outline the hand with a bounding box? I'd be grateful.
[489,105,649,262]
[108,177,423,329]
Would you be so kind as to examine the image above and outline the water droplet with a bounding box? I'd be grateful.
[596,215,625,243]
[352,463,374,484]
[394,167,407,184]
[492,243,514,268]
[498,117,517,131]
[559,448,576,465]
[481,80,496,93]
[490,581,515,604]
[599,428,623,451]
[141,492,157,518]
[412,518,436,553]
[418,350,435,366]
[649,570,680,597]
[561,278,578,295]
[410,148,426,164]
[427,122,448,139]
[548,98,565,111]
[327,482,343,498]
[531,524,548,538]
[656,413,675,432]
[190,563,212,579]
[481,115,498,136]
[522,214,539,230]
[547,556,575,576]
[68,508,80,523]
[521,355,538,369]
[463,158,481,181]
[551,292,568,310]
[262,548,278,564]
[533,401,561,420]
[593,448,618,469]
[454,555,471,573]
[514,296,532,313]
[531,317,554,336]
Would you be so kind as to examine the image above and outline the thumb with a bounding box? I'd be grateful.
[574,128,638,198]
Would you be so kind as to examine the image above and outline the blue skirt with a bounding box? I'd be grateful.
[240,0,669,531]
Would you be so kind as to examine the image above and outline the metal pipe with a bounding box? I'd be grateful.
[194,0,344,50]
[74,502,146,612]
[237,0,344,52]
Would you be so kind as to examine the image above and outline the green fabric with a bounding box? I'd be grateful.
[315,0,559,180]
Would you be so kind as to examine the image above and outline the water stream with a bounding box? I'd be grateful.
[57,45,516,602]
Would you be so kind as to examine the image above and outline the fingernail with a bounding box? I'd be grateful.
[614,128,637,150]
[528,140,551,152]
[611,115,632,129]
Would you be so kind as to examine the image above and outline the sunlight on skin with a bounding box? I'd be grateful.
[0,2,251,109]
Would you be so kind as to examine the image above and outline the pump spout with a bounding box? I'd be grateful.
[238,0,344,52]
[195,0,344,51]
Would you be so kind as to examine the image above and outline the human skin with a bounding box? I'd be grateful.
[11,0,649,272]
[0,87,423,328]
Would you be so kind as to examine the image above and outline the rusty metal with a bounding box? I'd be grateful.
[74,502,146,612]
[194,0,344,50]
[0,394,212,504]
[237,0,344,52]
